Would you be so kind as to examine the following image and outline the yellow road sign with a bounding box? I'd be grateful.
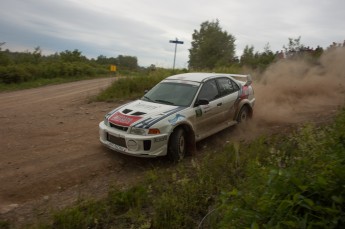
[110,65,117,72]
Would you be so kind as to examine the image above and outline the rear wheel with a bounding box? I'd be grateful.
[168,128,186,162]
[237,106,249,123]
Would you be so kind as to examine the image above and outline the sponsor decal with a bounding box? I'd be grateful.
[109,112,142,126]
[168,114,186,125]
[195,108,203,117]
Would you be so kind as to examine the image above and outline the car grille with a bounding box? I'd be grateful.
[107,133,127,148]
[110,123,128,132]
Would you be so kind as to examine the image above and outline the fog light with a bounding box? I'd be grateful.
[127,140,138,151]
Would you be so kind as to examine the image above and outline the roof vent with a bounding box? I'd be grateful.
[131,112,146,116]
[122,109,132,114]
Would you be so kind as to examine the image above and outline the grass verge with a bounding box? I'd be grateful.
[95,69,177,102]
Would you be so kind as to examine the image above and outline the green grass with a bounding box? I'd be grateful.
[0,220,10,229]
[95,69,181,102]
[23,108,345,229]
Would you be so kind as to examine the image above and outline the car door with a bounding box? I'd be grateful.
[215,77,240,122]
[193,79,224,139]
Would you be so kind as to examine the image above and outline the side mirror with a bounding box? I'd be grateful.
[195,98,209,106]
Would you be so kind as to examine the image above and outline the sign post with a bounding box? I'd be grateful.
[110,65,117,76]
[169,38,184,71]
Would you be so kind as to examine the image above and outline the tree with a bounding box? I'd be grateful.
[283,36,305,58]
[0,42,6,51]
[96,55,117,65]
[188,20,236,70]
[240,43,276,71]
[117,55,138,70]
[240,45,255,66]
[33,46,42,64]
[59,49,87,62]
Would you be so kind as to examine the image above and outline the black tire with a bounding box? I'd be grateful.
[237,106,249,123]
[168,128,186,162]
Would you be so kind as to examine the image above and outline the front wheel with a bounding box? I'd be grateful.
[168,128,186,162]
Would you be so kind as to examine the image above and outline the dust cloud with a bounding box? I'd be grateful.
[229,47,345,141]
[253,47,345,126]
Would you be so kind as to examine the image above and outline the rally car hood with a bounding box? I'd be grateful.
[107,100,185,128]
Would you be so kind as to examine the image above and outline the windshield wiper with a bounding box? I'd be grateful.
[155,99,174,105]
[142,96,153,102]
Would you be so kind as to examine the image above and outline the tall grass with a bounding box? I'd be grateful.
[214,119,345,228]
[95,69,181,101]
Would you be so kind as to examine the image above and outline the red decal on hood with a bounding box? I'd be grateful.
[109,112,142,126]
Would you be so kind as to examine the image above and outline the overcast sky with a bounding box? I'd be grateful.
[1,0,345,68]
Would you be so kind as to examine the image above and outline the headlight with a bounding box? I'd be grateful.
[104,113,112,126]
[130,127,161,135]
[130,127,147,135]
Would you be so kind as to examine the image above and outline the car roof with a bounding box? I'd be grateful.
[166,72,248,83]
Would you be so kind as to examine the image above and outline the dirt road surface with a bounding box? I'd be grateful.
[0,78,173,226]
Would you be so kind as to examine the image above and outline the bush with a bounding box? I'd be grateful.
[95,69,174,101]
[215,112,345,228]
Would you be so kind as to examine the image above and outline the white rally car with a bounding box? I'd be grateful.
[99,72,255,161]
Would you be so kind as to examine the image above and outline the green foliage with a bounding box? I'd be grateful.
[284,36,305,55]
[51,186,148,229]
[0,62,108,85]
[215,112,345,228]
[0,220,10,229]
[212,64,242,74]
[117,55,139,70]
[240,43,276,71]
[95,55,138,71]
[189,20,236,70]
[151,146,241,228]
[0,48,139,86]
[59,49,87,62]
[95,68,177,101]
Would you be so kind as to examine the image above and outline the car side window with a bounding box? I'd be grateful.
[231,80,240,92]
[197,80,219,101]
[216,78,239,96]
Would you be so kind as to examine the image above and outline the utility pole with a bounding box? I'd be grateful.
[169,38,184,71]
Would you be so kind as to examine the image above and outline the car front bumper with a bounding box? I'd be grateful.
[99,121,169,157]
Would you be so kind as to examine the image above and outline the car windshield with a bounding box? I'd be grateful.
[142,82,200,107]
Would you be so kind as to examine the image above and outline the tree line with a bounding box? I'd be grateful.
[1,19,342,84]
[0,45,139,84]
[188,20,337,71]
